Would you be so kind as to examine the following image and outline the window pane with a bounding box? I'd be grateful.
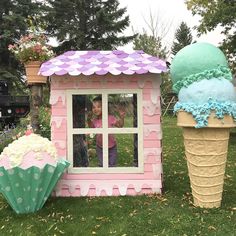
[72,94,102,128]
[109,133,138,167]
[108,94,137,128]
[73,134,103,168]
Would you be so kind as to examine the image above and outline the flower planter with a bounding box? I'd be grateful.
[24,61,47,84]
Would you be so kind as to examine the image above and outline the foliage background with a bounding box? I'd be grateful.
[186,0,236,72]
[0,116,235,235]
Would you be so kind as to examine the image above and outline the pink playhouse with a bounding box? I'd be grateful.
[39,50,167,196]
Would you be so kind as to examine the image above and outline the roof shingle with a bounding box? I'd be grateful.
[39,50,167,76]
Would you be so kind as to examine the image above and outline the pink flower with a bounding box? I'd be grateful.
[8,44,15,49]
[8,31,54,64]
[25,130,33,136]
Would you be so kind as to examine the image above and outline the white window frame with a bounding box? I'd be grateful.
[67,89,143,173]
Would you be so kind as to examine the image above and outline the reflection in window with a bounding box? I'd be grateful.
[73,134,102,168]
[71,91,140,170]
[73,95,86,128]
[111,134,138,167]
[108,94,137,128]
[90,132,117,167]
[87,95,103,129]
[73,134,89,167]
[72,94,102,129]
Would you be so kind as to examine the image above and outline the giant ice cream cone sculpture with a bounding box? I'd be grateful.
[170,43,236,208]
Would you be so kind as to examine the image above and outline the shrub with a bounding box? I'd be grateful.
[38,106,51,140]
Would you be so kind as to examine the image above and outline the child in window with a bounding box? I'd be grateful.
[87,96,125,167]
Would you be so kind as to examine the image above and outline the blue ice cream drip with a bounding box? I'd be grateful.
[174,77,236,127]
[174,98,236,128]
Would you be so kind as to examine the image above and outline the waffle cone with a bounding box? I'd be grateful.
[177,111,236,208]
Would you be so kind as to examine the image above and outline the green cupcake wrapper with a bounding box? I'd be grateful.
[0,159,70,214]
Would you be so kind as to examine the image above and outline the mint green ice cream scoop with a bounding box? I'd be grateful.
[170,42,232,93]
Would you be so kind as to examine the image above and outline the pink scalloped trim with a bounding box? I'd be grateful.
[54,180,162,196]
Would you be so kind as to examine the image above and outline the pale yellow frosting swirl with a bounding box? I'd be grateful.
[0,134,57,168]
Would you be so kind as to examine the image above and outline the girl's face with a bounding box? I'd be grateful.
[92,101,102,117]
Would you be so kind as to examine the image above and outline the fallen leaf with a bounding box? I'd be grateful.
[208,226,216,231]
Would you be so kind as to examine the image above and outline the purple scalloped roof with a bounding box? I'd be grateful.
[39,50,167,76]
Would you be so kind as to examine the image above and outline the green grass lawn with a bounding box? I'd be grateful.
[0,116,236,235]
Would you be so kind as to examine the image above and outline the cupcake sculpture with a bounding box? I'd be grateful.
[0,133,69,214]
[170,42,236,208]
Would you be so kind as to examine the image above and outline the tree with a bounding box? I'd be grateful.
[132,10,173,111]
[132,9,170,59]
[171,22,193,56]
[133,32,168,59]
[185,0,236,71]
[44,0,135,53]
[0,0,43,94]
[133,30,172,111]
[133,32,173,112]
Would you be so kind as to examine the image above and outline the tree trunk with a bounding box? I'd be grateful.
[30,84,43,133]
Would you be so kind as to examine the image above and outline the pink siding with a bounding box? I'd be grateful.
[143,114,161,123]
[58,185,159,197]
[145,155,162,164]
[54,142,66,156]
[142,92,151,100]
[55,180,162,197]
[51,131,66,141]
[51,119,67,132]
[143,102,161,115]
[143,88,161,96]
[145,132,162,140]
[62,172,160,180]
[50,74,163,196]
[144,140,161,148]
[51,107,67,116]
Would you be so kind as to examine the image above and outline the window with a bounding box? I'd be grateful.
[67,89,143,173]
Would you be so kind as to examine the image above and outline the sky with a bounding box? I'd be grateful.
[48,0,224,54]
[118,0,224,51]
